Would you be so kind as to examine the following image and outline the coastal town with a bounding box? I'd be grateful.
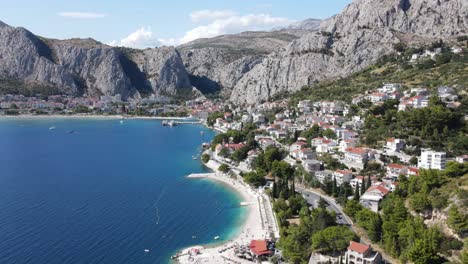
[3,77,466,264]
[1,0,467,263]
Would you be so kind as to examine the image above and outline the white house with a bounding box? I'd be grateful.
[312,137,338,153]
[418,149,447,170]
[386,164,408,178]
[340,139,357,152]
[257,137,275,150]
[456,155,468,163]
[289,141,308,152]
[298,148,316,160]
[303,159,321,173]
[315,170,333,184]
[333,170,353,186]
[368,92,388,103]
[252,113,266,123]
[386,138,405,152]
[360,186,390,212]
[346,241,382,264]
[378,83,401,94]
[320,101,345,114]
[345,148,369,163]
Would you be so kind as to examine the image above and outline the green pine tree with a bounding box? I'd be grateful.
[432,128,439,140]
[442,125,449,137]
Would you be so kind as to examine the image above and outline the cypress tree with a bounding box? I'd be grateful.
[366,175,372,189]
[354,183,360,201]
[272,182,278,198]
[332,177,338,197]
[360,178,366,196]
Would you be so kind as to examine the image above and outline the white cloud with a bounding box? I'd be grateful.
[58,12,108,19]
[180,13,295,44]
[107,11,295,48]
[109,27,177,48]
[190,10,237,22]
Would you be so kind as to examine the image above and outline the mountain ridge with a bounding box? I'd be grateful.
[0,0,466,102]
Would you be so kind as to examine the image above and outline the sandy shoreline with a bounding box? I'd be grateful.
[173,159,278,264]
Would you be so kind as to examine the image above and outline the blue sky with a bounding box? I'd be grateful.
[1,0,351,47]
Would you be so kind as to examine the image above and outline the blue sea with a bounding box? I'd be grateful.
[0,118,246,264]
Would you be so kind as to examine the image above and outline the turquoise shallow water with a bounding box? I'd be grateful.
[0,118,246,264]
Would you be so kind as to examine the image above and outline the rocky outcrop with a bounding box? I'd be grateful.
[178,31,302,96]
[126,47,192,96]
[46,38,140,99]
[179,48,263,95]
[0,22,192,99]
[230,0,468,104]
[0,24,80,95]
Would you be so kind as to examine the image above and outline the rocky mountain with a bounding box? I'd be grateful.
[0,22,192,99]
[178,31,304,95]
[0,0,466,103]
[229,0,468,104]
[278,18,321,31]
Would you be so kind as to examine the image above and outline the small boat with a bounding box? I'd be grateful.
[192,235,197,239]
[67,130,76,134]
[144,249,150,253]
[192,156,197,160]
[49,126,56,130]
[214,236,220,240]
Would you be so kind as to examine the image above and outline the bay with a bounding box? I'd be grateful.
[0,118,246,264]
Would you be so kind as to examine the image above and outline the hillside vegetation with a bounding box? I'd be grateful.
[287,41,468,105]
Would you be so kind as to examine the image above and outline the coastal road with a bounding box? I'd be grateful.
[295,187,352,226]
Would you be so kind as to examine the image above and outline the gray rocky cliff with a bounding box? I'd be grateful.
[179,48,263,96]
[0,24,80,95]
[127,47,192,96]
[229,0,468,104]
[0,22,192,99]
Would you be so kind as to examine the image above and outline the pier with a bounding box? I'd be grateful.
[186,173,217,178]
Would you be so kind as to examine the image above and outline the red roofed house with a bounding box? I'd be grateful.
[225,143,245,152]
[258,137,275,150]
[312,137,337,153]
[345,148,369,169]
[333,170,353,186]
[346,241,382,264]
[249,240,273,258]
[386,164,408,178]
[360,186,390,212]
[289,141,307,152]
[407,167,419,177]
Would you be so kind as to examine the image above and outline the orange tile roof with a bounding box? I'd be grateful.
[367,185,390,196]
[346,147,367,155]
[388,164,406,169]
[348,241,370,254]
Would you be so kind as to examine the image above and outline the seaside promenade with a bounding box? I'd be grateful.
[174,159,279,264]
